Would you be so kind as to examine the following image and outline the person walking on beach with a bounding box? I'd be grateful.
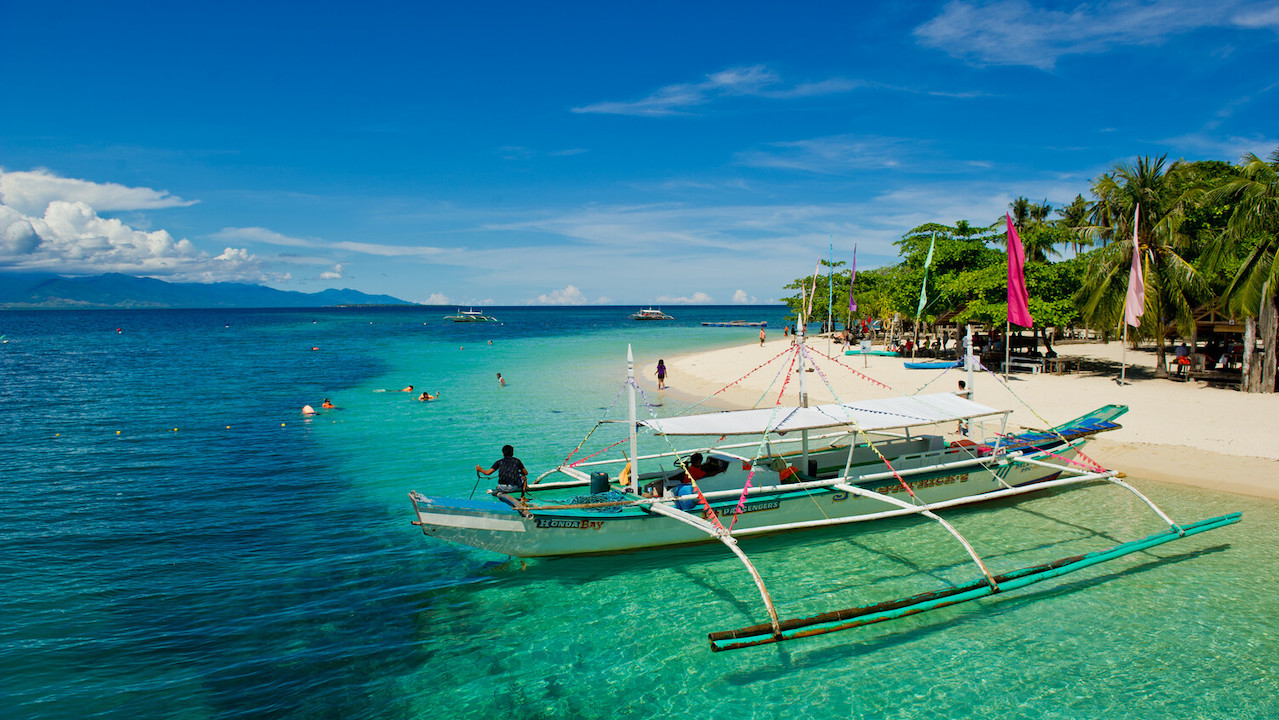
[955,381,970,435]
[476,445,528,495]
[655,359,666,390]
[760,327,766,346]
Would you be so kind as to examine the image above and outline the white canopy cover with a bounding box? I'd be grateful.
[639,393,1005,437]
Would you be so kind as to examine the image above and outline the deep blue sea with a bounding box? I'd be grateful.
[2,306,1275,720]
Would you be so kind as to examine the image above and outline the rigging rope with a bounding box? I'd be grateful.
[974,362,1109,472]
[558,382,628,467]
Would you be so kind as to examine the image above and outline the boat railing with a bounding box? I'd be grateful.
[520,439,1103,515]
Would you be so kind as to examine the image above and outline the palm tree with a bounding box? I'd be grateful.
[1010,196,1032,232]
[1029,199,1052,225]
[1204,148,1279,393]
[1056,194,1093,255]
[1077,155,1207,377]
[1005,198,1060,263]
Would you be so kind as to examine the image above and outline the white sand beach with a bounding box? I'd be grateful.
[649,338,1279,500]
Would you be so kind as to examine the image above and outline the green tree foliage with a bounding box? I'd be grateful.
[782,219,1080,332]
[778,148,1275,391]
[1076,155,1207,376]
[1204,148,1279,392]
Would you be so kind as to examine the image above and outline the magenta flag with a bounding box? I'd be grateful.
[1005,213,1033,327]
[849,244,857,314]
[1124,204,1145,328]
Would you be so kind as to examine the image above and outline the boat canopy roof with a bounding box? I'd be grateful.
[639,393,1005,437]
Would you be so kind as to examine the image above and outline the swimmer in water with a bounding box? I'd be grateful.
[497,373,505,387]
[419,391,439,401]
[302,405,318,415]
[401,385,414,392]
[321,399,334,409]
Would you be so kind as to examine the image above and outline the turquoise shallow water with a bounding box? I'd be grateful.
[1,307,1275,720]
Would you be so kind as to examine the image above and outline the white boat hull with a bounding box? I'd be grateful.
[412,444,1081,557]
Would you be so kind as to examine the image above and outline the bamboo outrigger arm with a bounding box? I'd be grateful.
[1012,456,1184,534]
[706,455,1239,652]
[646,501,784,639]
[708,511,1241,651]
[832,483,1000,590]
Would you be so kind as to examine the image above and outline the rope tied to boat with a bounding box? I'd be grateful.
[558,383,629,467]
[976,362,1109,472]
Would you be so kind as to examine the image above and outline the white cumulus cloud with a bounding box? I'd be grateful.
[655,291,714,304]
[732,289,757,304]
[534,285,590,305]
[0,168,196,215]
[0,169,265,282]
[320,263,344,280]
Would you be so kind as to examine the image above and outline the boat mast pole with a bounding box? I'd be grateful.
[966,324,975,401]
[799,311,810,472]
[627,344,639,493]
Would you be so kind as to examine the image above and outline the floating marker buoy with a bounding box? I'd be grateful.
[311,347,319,351]
[116,430,121,435]
[226,425,230,429]
[173,428,178,432]
[281,422,286,427]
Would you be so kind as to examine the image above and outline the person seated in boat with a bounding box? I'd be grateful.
[698,455,728,477]
[671,453,706,511]
[477,444,528,495]
[647,453,706,497]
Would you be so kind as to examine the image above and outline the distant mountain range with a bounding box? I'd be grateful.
[0,273,413,309]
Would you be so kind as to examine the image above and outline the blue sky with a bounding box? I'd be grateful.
[1,0,1276,305]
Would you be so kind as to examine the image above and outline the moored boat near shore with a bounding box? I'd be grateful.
[629,308,674,320]
[444,308,498,322]
[410,324,1241,650]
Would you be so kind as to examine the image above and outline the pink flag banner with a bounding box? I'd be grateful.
[1124,205,1145,328]
[849,244,857,314]
[1005,213,1033,327]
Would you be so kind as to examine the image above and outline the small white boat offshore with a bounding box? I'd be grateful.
[444,308,498,322]
[410,325,1240,651]
[629,308,674,320]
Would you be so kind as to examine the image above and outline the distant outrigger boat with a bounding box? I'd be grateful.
[904,359,963,369]
[444,308,498,322]
[701,320,767,327]
[844,350,898,356]
[410,322,1240,651]
[630,308,674,320]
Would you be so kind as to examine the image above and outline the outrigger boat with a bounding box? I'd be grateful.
[444,308,498,322]
[629,308,674,320]
[904,359,963,369]
[409,323,1241,651]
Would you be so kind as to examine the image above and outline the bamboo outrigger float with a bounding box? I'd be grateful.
[409,318,1241,651]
